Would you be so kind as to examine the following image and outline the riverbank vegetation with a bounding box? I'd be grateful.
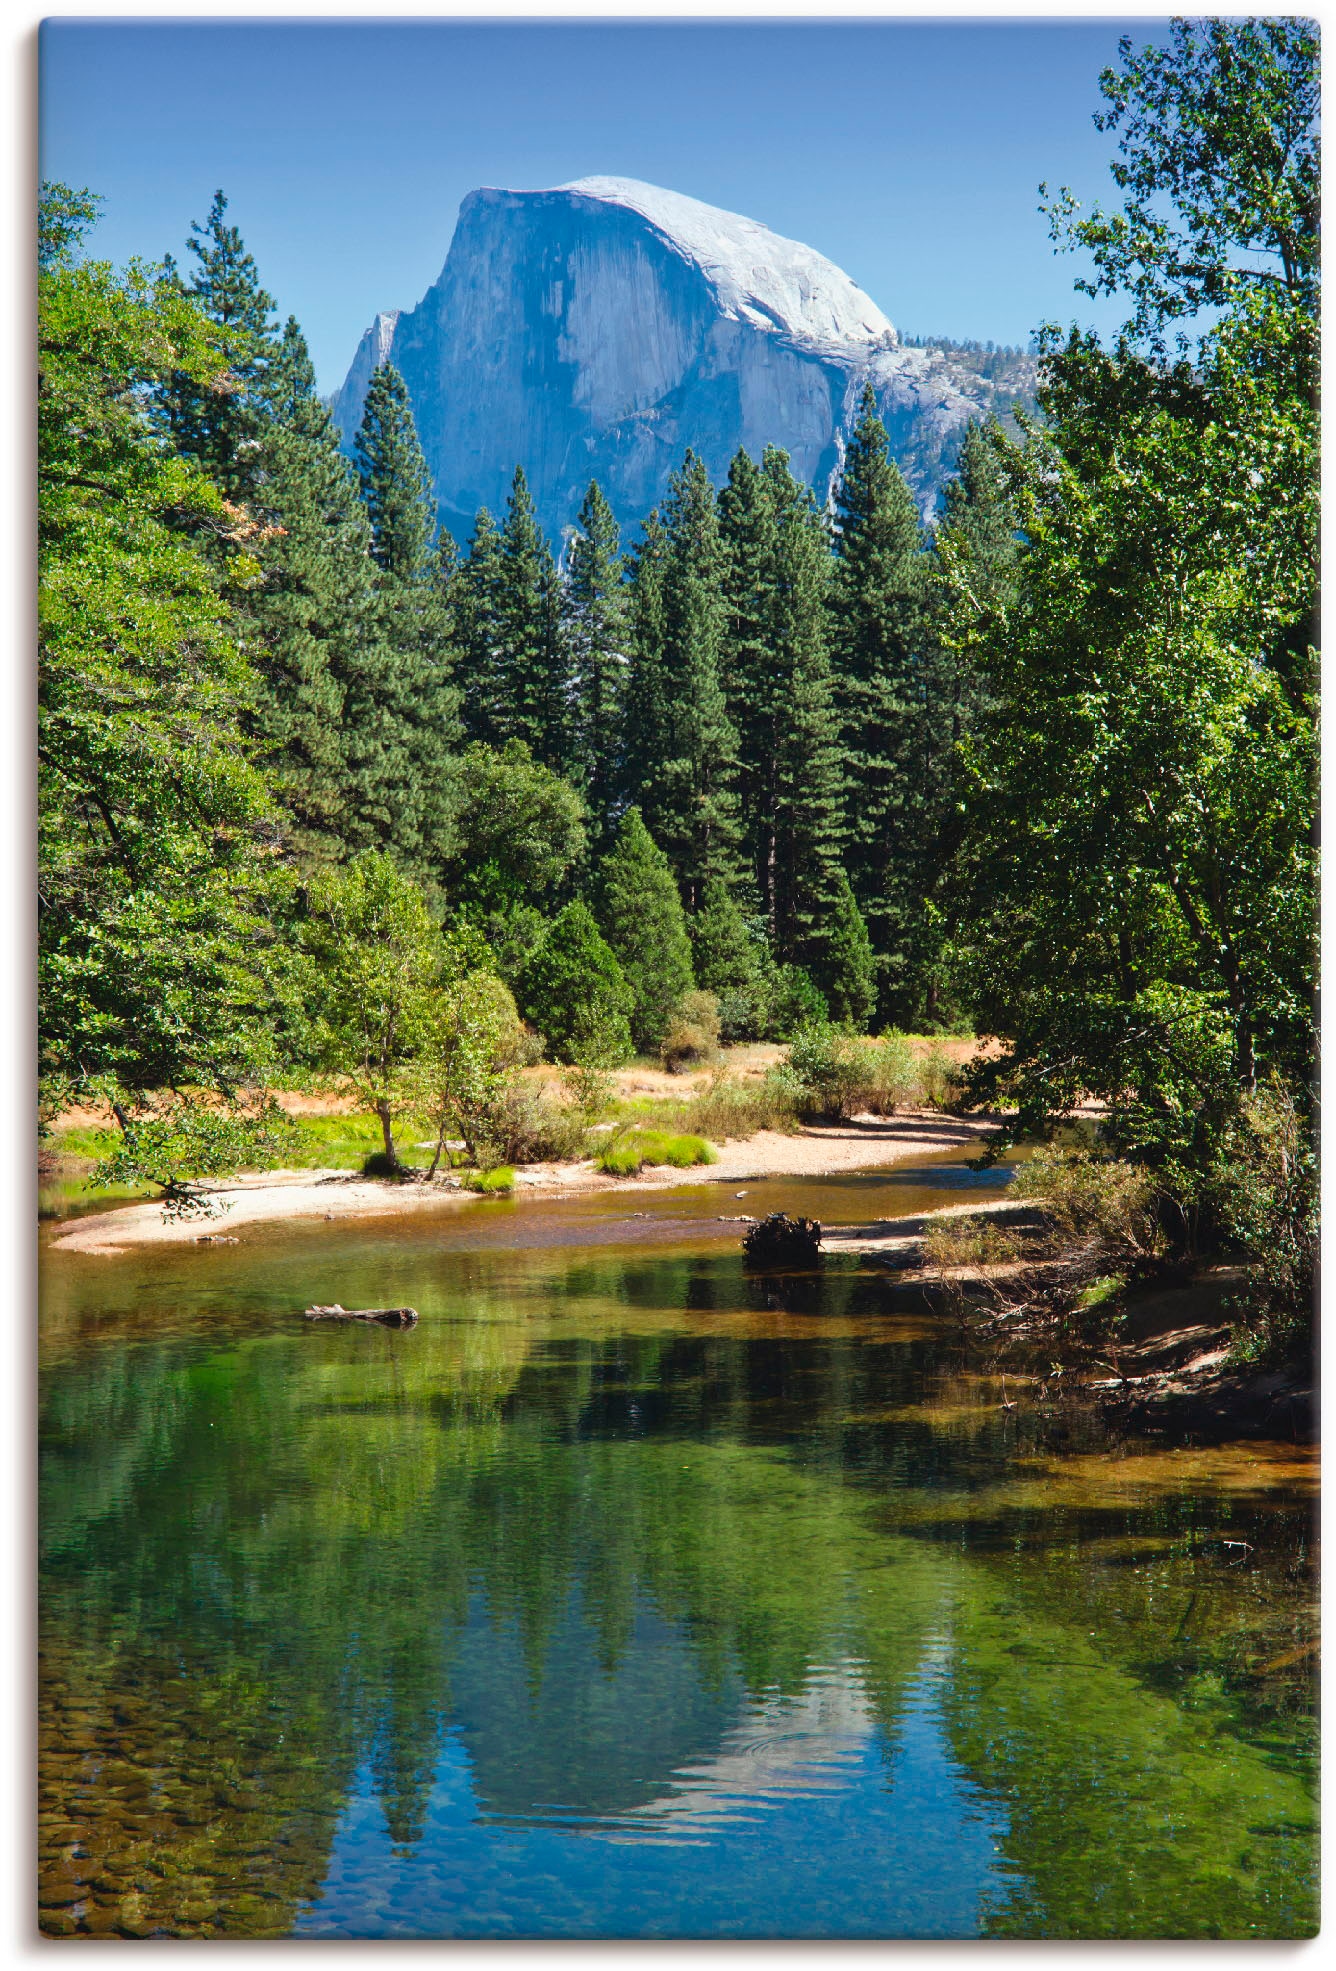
[39,21,1315,1360]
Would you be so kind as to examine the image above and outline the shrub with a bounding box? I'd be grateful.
[1210,1078,1316,1362]
[855,1034,922,1114]
[360,1149,405,1180]
[660,990,722,1072]
[484,1084,591,1164]
[1012,1146,1164,1262]
[674,1068,804,1140]
[786,1023,861,1117]
[922,1214,1023,1270]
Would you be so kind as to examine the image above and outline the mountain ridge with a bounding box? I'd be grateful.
[331,177,1036,540]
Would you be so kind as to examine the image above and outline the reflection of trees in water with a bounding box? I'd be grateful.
[38,1259,1318,1938]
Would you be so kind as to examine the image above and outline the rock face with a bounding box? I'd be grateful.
[331,177,1033,542]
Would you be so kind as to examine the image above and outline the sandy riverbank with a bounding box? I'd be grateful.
[48,1109,1000,1255]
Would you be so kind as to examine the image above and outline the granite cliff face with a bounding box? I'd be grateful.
[331,177,1033,541]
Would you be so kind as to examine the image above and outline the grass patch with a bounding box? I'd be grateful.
[595,1129,718,1175]
[459,1165,515,1194]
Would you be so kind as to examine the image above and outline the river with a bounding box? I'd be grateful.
[38,1152,1318,1939]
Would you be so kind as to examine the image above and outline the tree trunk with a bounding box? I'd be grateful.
[376,1098,398,1167]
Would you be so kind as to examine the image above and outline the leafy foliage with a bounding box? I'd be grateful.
[409,971,523,1173]
[947,17,1317,1228]
[91,1093,296,1219]
[38,183,281,1100]
[297,851,445,1167]
[438,740,587,915]
[1044,17,1318,343]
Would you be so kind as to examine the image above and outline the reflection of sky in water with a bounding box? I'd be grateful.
[297,1638,1014,1939]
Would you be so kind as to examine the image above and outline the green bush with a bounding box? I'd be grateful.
[786,1023,860,1117]
[660,990,722,1072]
[855,1034,923,1114]
[659,1069,804,1141]
[922,1214,1023,1270]
[1012,1146,1164,1261]
[1210,1078,1316,1362]
[483,1084,591,1164]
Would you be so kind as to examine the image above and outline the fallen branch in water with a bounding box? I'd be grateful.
[303,1303,418,1328]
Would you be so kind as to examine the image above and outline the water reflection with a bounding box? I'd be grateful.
[39,1197,1317,1939]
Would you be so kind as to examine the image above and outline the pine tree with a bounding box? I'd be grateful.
[243,318,369,859]
[621,505,671,816]
[458,508,507,745]
[625,453,740,910]
[829,385,943,1021]
[938,419,1020,615]
[495,467,571,773]
[354,363,437,579]
[596,808,694,1052]
[564,481,629,844]
[350,364,461,878]
[818,870,877,1032]
[719,445,843,966]
[689,877,770,1042]
[162,189,278,503]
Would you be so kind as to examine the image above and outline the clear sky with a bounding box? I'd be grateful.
[38,16,1170,393]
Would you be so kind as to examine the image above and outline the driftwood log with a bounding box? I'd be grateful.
[742,1213,822,1266]
[304,1303,419,1329]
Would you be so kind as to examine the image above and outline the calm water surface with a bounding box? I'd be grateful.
[38,1155,1318,1938]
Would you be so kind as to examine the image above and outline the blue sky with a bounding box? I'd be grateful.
[39,17,1168,393]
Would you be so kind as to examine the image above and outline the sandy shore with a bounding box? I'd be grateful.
[48,1110,1000,1255]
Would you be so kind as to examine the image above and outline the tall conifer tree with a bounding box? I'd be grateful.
[621,506,671,818]
[496,467,571,774]
[626,453,740,910]
[244,317,372,859]
[355,363,437,579]
[350,364,461,877]
[564,480,629,843]
[458,508,507,745]
[719,445,843,966]
[162,189,278,502]
[829,386,944,1020]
